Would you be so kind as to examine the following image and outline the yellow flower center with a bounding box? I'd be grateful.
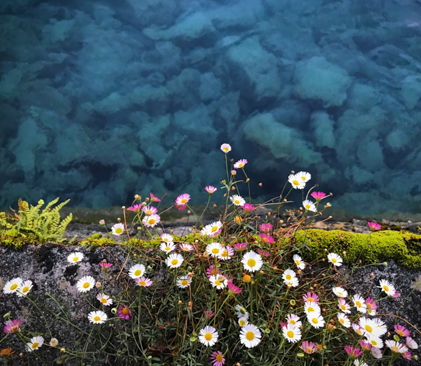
[10,284,18,291]
[307,298,314,303]
[10,326,18,332]
[392,346,399,352]
[245,331,255,341]
[301,176,306,181]
[247,259,256,267]
[295,260,300,265]
[356,301,361,307]
[308,307,314,312]
[287,330,294,338]
[165,247,170,251]
[292,180,299,186]
[312,318,318,324]
[397,330,404,336]
[290,320,296,325]
[339,318,344,324]
[365,325,373,333]
[73,257,79,262]
[146,210,152,214]
[100,298,107,304]
[94,316,101,322]
[134,270,142,276]
[307,347,313,353]
[181,198,187,203]
[148,219,156,225]
[234,200,240,204]
[340,305,346,310]
[139,281,146,286]
[115,228,122,234]
[216,355,223,362]
[215,280,222,286]
[32,342,39,349]
[221,250,228,257]
[305,205,310,209]
[331,258,337,263]
[204,333,212,341]
[22,286,29,293]
[122,308,129,315]
[223,148,228,152]
[83,282,90,289]
[212,248,219,254]
[371,340,378,346]
[211,226,218,232]
[286,274,292,280]
[171,259,178,266]
[181,280,188,286]
[383,285,389,292]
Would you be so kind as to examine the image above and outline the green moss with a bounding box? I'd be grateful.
[294,229,421,268]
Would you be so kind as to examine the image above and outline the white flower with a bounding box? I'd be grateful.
[177,276,191,289]
[219,246,234,260]
[332,287,348,297]
[338,298,351,313]
[220,143,231,153]
[26,336,44,352]
[386,340,408,354]
[142,214,160,228]
[165,253,183,268]
[3,278,23,294]
[282,324,301,343]
[304,303,321,316]
[238,317,248,327]
[372,318,387,336]
[67,252,84,264]
[352,294,367,313]
[337,313,350,328]
[296,171,311,182]
[284,277,299,287]
[406,337,418,350]
[201,221,223,237]
[293,254,305,269]
[230,195,246,206]
[199,326,218,347]
[242,251,263,272]
[286,314,302,327]
[235,305,249,320]
[307,314,325,329]
[97,293,113,306]
[288,173,306,189]
[366,335,384,349]
[352,323,365,336]
[240,324,261,348]
[327,253,343,266]
[88,310,108,324]
[378,279,396,296]
[111,223,125,236]
[160,242,176,253]
[359,317,382,338]
[161,233,173,243]
[282,269,296,282]
[353,360,368,366]
[49,338,59,347]
[76,276,95,293]
[209,275,227,290]
[16,280,33,297]
[129,264,146,279]
[206,243,223,257]
[302,200,317,212]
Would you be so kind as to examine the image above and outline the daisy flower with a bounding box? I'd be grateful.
[282,269,296,282]
[220,143,231,153]
[111,223,125,235]
[302,341,318,354]
[332,287,348,297]
[337,313,351,328]
[205,186,217,194]
[177,276,191,288]
[288,174,306,189]
[227,280,242,295]
[242,251,263,272]
[161,233,173,243]
[129,264,146,279]
[352,323,365,336]
[199,326,218,347]
[371,346,382,359]
[206,265,221,278]
[286,314,302,327]
[359,317,380,338]
[352,294,367,313]
[127,204,142,212]
[259,233,274,243]
[206,242,223,257]
[259,223,272,233]
[296,171,311,182]
[230,195,245,206]
[302,200,317,212]
[360,340,372,351]
[373,318,387,336]
[338,298,351,313]
[240,324,261,348]
[304,303,321,316]
[219,246,234,260]
[366,297,377,315]
[353,360,368,366]
[386,340,408,354]
[327,253,343,266]
[311,191,326,200]
[234,159,248,169]
[142,205,158,215]
[233,242,247,251]
[365,335,384,349]
[395,324,410,337]
[303,292,319,304]
[67,252,84,264]
[344,346,363,357]
[96,293,113,306]
[204,309,215,319]
[99,261,113,269]
[49,338,59,347]
[209,275,227,290]
[238,317,248,327]
[283,324,301,343]
[257,249,270,257]
[142,214,160,227]
[135,277,152,287]
[118,305,132,320]
[307,314,325,329]
[367,222,381,230]
[17,280,33,297]
[76,276,95,293]
[201,221,223,237]
[235,305,249,319]
[211,351,225,366]
[160,242,176,253]
[242,203,255,212]
[88,310,107,324]
[3,278,23,294]
[3,319,22,333]
[179,243,194,252]
[378,279,396,296]
[175,193,191,207]
[284,277,299,287]
[150,192,161,202]
[166,253,184,268]
[402,351,412,361]
[293,254,305,269]
[406,337,418,350]
[26,336,44,352]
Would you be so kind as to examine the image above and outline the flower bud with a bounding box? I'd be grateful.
[178,300,182,305]
[383,262,387,266]
[242,274,251,283]
[265,328,271,334]
[393,335,400,342]
[297,353,305,358]
[111,308,117,314]
[190,337,197,342]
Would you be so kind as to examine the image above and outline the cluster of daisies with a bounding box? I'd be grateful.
[3,277,33,297]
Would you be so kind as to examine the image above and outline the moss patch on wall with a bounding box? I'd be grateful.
[294,229,421,268]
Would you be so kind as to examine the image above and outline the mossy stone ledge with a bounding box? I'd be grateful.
[295,229,421,268]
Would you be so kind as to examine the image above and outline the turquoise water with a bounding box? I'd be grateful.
[1,0,421,219]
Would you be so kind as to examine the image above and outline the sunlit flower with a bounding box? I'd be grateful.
[17,280,33,297]
[286,314,302,327]
[344,346,363,358]
[219,246,234,260]
[395,324,410,337]
[233,242,247,251]
[259,233,274,243]
[142,214,160,227]
[235,305,249,320]
[304,303,321,316]
[307,314,325,329]
[337,313,350,328]
[296,171,311,182]
[371,346,382,359]
[67,252,84,264]
[206,265,221,278]
[111,223,125,236]
[88,310,107,325]
[288,174,306,189]
[240,324,261,348]
[234,159,248,169]
[366,297,377,315]
[201,221,223,237]
[292,254,305,269]
[303,292,319,304]
[220,143,231,153]
[302,200,317,212]
[338,298,351,313]
[96,293,113,306]
[99,261,113,269]
[406,337,418,350]
[161,233,173,243]
[242,203,255,212]
[284,278,299,287]
[49,338,58,347]
[360,340,372,351]
[327,253,343,266]
[165,254,184,268]
[135,277,152,287]
[177,276,191,289]
[150,192,161,202]
[259,223,272,233]
[199,326,218,347]
[209,275,227,290]
[206,242,223,257]
[311,191,326,200]
[352,324,365,336]
[257,249,270,257]
[129,264,146,279]
[242,251,263,272]
[211,351,225,366]
[378,279,396,296]
[227,280,242,295]
[230,195,245,206]
[386,340,408,353]
[127,204,142,212]
[76,276,95,293]
[367,221,381,230]
[142,205,158,215]
[282,269,296,282]
[175,193,191,208]
[283,324,301,343]
[179,243,194,252]
[26,336,44,352]
[160,242,176,253]
[118,305,131,320]
[359,317,381,338]
[332,287,348,297]
[205,186,217,194]
[3,319,22,334]
[238,317,248,327]
[365,335,384,349]
[352,294,367,313]
[302,341,318,354]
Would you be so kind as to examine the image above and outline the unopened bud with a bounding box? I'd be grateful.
[325,202,331,207]
[213,204,217,208]
[134,194,140,199]
[393,335,400,342]
[259,270,264,274]
[231,170,237,176]
[117,217,121,222]
[121,206,125,210]
[246,178,250,183]
[383,262,387,266]
[258,183,262,186]
[178,300,182,305]
[297,353,305,358]
[60,348,66,354]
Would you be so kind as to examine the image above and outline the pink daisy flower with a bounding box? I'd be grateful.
[205,186,217,194]
[280,322,288,329]
[99,262,113,269]
[366,297,377,312]
[220,143,231,153]
[257,249,270,257]
[386,340,408,353]
[150,193,161,202]
[402,351,412,360]
[204,309,215,319]
[395,325,410,337]
[310,191,326,200]
[367,221,381,230]
[286,314,302,327]
[259,223,273,233]
[371,347,382,359]
[142,214,161,227]
[127,204,142,212]
[227,280,242,295]
[3,319,22,333]
[344,346,363,358]
[233,159,248,169]
[179,243,194,252]
[259,233,274,244]
[303,292,319,304]
[242,203,255,212]
[206,265,221,278]
[142,205,158,215]
[118,305,132,320]
[175,193,190,209]
[392,291,400,298]
[233,243,247,251]
[360,340,372,351]
[135,277,153,287]
[302,341,318,354]
[210,351,225,366]
[338,298,351,314]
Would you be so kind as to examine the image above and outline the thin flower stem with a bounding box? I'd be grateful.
[186,204,203,226]
[200,195,211,218]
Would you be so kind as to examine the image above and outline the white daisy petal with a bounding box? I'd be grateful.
[199,326,218,347]
[240,324,262,348]
[242,251,263,272]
